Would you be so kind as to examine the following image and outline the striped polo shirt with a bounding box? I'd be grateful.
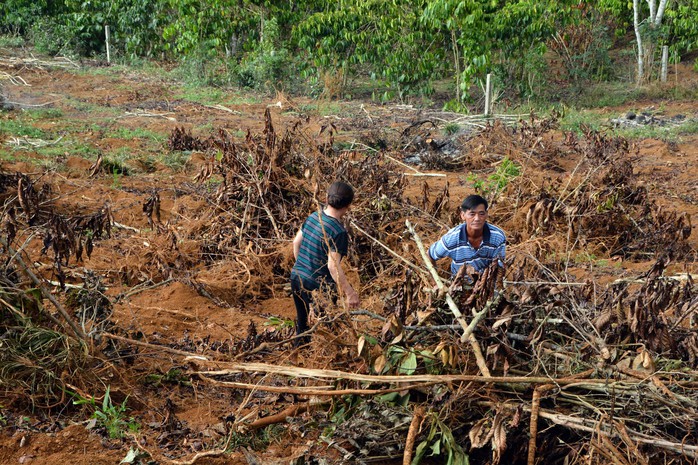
[291,211,348,290]
[428,222,506,276]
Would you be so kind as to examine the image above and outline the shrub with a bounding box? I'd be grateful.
[235,17,295,93]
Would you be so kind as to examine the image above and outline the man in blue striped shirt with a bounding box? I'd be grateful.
[428,194,506,278]
[290,181,360,344]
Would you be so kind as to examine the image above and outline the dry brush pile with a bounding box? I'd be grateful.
[0,111,696,464]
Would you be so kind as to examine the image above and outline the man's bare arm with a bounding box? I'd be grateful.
[292,229,303,259]
[327,251,360,309]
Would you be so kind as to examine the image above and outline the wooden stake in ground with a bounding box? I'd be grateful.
[105,25,111,63]
[405,220,490,377]
[484,73,492,117]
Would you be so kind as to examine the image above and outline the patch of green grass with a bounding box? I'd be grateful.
[159,151,190,172]
[571,79,698,109]
[559,107,607,134]
[0,35,24,48]
[37,141,99,160]
[558,103,698,142]
[0,152,18,163]
[25,108,64,120]
[574,81,637,108]
[675,120,698,136]
[0,118,47,139]
[173,86,224,105]
[609,116,698,142]
[613,124,675,141]
[297,101,345,117]
[443,122,461,136]
[108,126,166,143]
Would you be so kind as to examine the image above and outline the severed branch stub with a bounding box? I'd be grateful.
[405,220,490,377]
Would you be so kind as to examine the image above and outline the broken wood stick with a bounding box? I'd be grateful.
[198,377,441,396]
[244,400,329,432]
[405,220,490,376]
[192,361,639,386]
[385,154,446,177]
[403,406,425,465]
[350,220,428,277]
[527,384,555,465]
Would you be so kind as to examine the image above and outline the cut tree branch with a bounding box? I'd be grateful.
[405,220,490,376]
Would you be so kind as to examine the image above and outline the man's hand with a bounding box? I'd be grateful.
[346,288,360,309]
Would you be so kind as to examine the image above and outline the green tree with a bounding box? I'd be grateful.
[599,0,697,83]
[423,0,575,101]
[61,0,169,57]
[295,0,444,100]
[0,0,63,34]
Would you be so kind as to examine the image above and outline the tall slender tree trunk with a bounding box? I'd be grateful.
[633,0,670,85]
[451,29,461,102]
[633,0,644,84]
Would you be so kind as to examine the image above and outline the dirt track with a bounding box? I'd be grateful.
[1,55,697,464]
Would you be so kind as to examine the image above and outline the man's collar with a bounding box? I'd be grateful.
[463,223,491,242]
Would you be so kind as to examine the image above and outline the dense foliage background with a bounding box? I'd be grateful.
[1,0,697,103]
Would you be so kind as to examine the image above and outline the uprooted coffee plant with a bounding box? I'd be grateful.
[1,110,696,465]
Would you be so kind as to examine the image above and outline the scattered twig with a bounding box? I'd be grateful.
[385,154,446,177]
[7,135,64,148]
[118,110,177,121]
[204,103,241,114]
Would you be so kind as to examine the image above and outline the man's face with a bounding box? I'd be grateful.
[460,204,488,232]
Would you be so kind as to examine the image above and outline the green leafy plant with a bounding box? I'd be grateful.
[111,167,123,189]
[144,368,192,388]
[264,316,294,330]
[74,386,139,439]
[0,34,24,47]
[412,413,469,465]
[443,122,461,135]
[235,17,295,93]
[467,157,521,201]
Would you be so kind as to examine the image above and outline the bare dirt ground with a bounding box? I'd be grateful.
[0,51,697,465]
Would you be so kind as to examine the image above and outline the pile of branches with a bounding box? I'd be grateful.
[468,120,694,266]
[191,257,697,465]
[158,110,412,303]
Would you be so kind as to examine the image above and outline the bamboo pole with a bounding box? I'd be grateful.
[405,220,491,376]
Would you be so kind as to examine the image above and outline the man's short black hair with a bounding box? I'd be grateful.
[460,194,488,212]
[327,181,355,209]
